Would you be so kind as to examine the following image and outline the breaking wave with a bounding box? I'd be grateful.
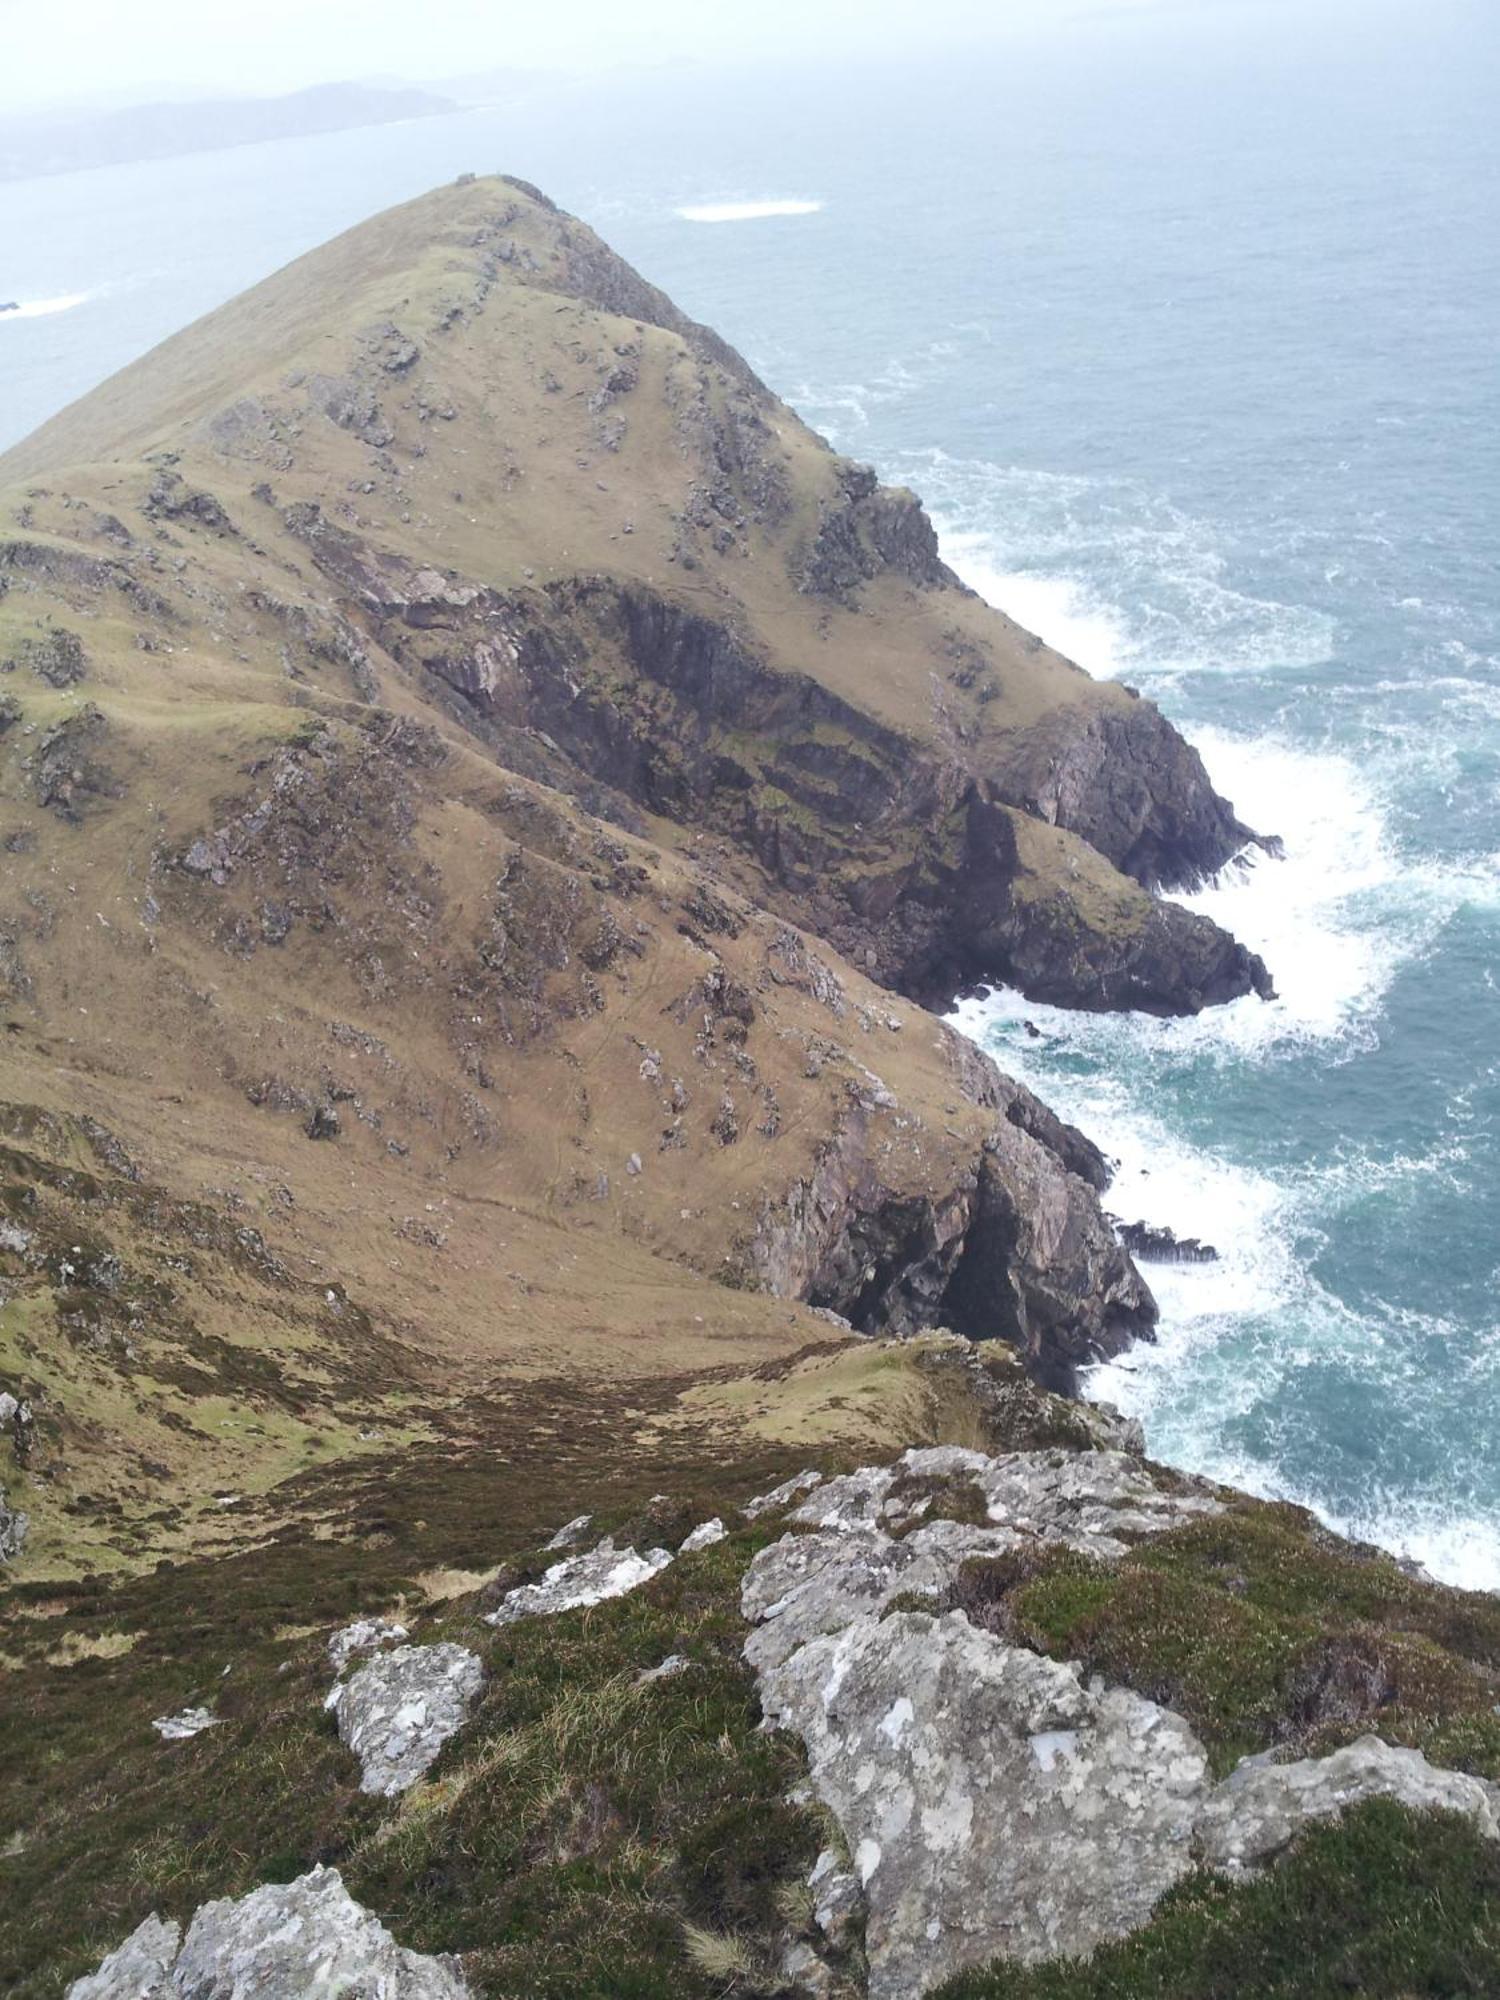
[1,291,92,321]
[676,198,822,223]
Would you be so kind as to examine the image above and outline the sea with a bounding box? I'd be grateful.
[2,0,1496,1585]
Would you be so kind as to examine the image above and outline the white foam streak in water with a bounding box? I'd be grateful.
[676,199,822,223]
[1,292,91,321]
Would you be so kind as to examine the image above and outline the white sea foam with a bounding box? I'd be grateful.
[1,292,91,321]
[903,447,1337,678]
[676,199,822,223]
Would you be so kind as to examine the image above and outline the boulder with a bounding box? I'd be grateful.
[0,1485,27,1562]
[325,1642,485,1796]
[1197,1736,1500,1874]
[327,1615,409,1673]
[151,1707,220,1742]
[67,1866,471,1998]
[483,1537,672,1627]
[679,1517,727,1553]
[758,1608,1211,1994]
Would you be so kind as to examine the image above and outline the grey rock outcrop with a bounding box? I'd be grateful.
[67,1913,180,1999]
[484,1536,672,1627]
[0,1484,27,1562]
[1196,1736,1500,1874]
[743,1469,823,1520]
[789,1443,1219,1552]
[327,1614,409,1673]
[67,1866,471,1998]
[742,1445,1500,1996]
[759,1609,1211,1993]
[325,1642,485,1796]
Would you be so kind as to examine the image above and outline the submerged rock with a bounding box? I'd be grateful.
[67,1866,471,1998]
[484,1536,673,1627]
[1117,1220,1219,1265]
[326,1642,485,1796]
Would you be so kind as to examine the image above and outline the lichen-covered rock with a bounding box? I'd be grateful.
[483,1536,673,1626]
[67,1867,471,1999]
[789,1443,1220,1553]
[151,1706,220,1742]
[759,1608,1211,1995]
[1197,1735,1500,1874]
[743,1445,1500,1994]
[679,1516,727,1552]
[65,1913,179,1999]
[744,1520,1022,1675]
[325,1642,485,1796]
[327,1614,409,1673]
[0,1485,27,1562]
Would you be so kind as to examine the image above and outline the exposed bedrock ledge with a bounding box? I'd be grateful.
[1001,698,1271,891]
[285,513,1271,1017]
[740,1061,1156,1392]
[897,793,1274,1016]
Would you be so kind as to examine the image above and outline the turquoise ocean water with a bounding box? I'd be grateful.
[3,0,1496,1580]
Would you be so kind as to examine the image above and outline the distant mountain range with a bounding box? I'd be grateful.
[0,81,458,181]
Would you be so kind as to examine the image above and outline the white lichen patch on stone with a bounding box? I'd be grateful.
[483,1537,672,1627]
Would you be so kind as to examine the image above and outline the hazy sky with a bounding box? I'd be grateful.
[1,0,1298,115]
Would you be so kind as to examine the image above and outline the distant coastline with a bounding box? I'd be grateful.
[0,81,456,183]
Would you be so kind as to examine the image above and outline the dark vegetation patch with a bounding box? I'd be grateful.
[954,1503,1500,1775]
[0,1376,844,1998]
[349,1533,827,1998]
[934,1800,1500,2000]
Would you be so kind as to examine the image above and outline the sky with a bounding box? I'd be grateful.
[0,0,1308,116]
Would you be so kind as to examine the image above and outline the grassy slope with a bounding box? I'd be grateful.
[8,1348,1500,1999]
